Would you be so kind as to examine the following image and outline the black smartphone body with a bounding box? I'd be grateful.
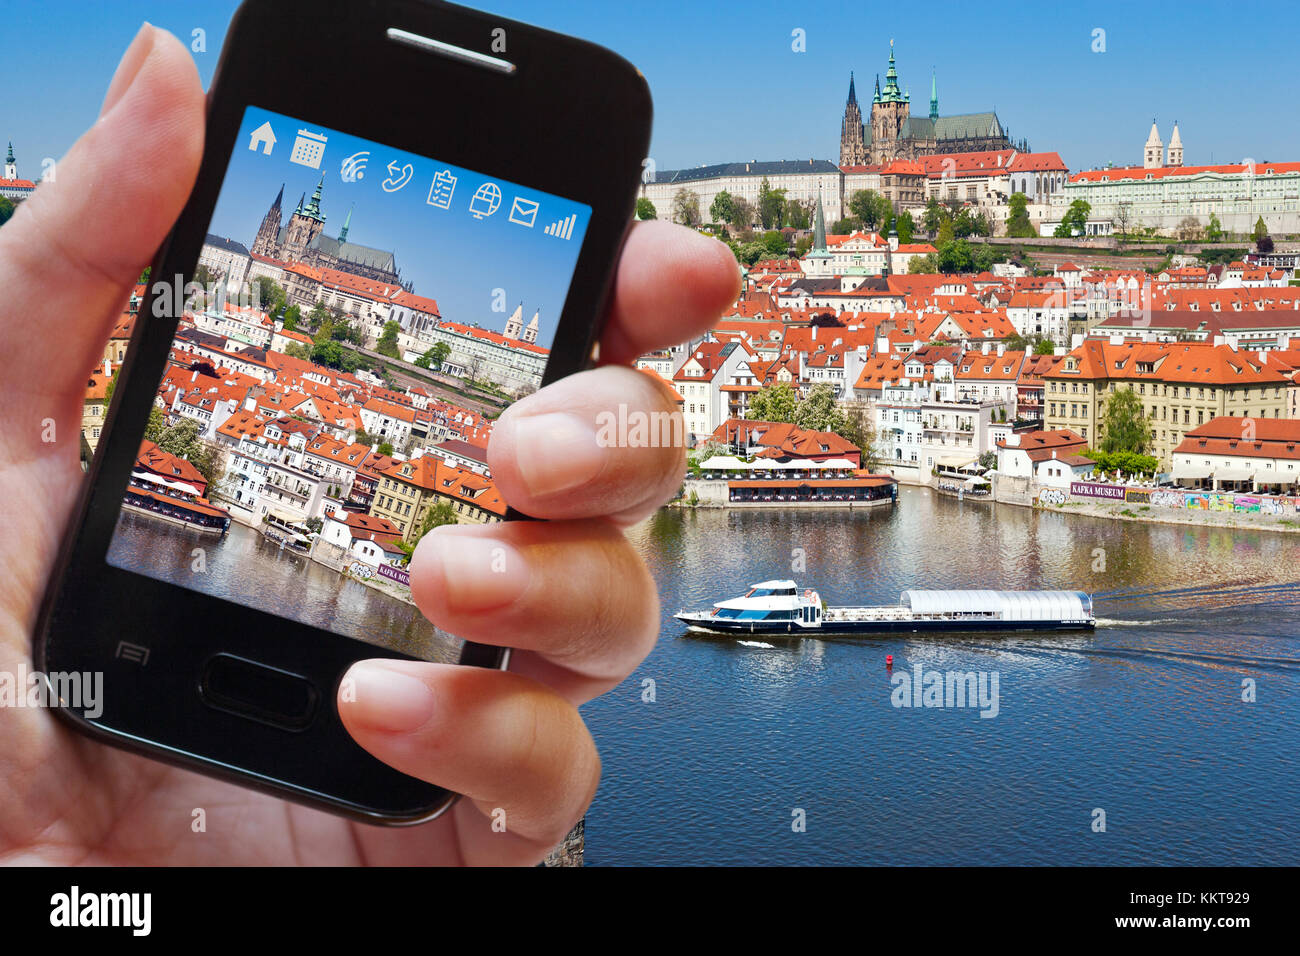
[33,0,651,823]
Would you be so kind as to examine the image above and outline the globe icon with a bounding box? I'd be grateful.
[469,182,502,219]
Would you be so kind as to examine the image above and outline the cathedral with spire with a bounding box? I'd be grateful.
[839,41,1024,166]
[250,179,410,290]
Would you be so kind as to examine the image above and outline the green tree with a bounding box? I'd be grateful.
[310,340,359,372]
[710,190,735,225]
[0,196,15,227]
[922,198,947,237]
[415,340,450,370]
[785,197,812,230]
[1099,386,1153,454]
[971,243,997,273]
[792,383,846,433]
[156,418,225,486]
[377,441,395,456]
[1005,192,1036,238]
[730,196,755,231]
[794,235,813,257]
[1205,212,1223,242]
[143,406,165,443]
[103,366,121,405]
[284,342,312,361]
[1054,199,1092,238]
[937,238,972,273]
[376,319,402,358]
[757,177,787,230]
[635,196,657,220]
[831,217,860,234]
[736,241,766,266]
[908,253,938,274]
[306,302,334,333]
[952,207,978,239]
[1084,448,1159,477]
[760,230,787,256]
[895,210,915,244]
[416,498,458,541]
[672,188,701,226]
[936,218,955,247]
[849,190,891,231]
[253,276,286,317]
[331,321,364,345]
[838,400,878,467]
[281,303,301,331]
[747,381,799,423]
[1253,216,1273,253]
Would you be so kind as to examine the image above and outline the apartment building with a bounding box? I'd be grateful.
[1042,340,1290,466]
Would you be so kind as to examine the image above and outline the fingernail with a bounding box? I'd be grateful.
[100,23,156,119]
[343,661,437,734]
[512,411,604,497]
[416,528,530,612]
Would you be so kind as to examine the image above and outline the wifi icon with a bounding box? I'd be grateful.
[340,151,370,182]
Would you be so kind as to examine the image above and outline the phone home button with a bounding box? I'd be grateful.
[199,654,319,732]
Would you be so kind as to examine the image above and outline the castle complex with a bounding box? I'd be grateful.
[839,41,1023,166]
[250,179,409,290]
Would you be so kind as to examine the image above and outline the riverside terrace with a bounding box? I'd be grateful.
[688,455,898,507]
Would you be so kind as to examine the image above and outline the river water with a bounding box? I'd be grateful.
[584,489,1300,865]
[108,496,1299,864]
[108,515,459,662]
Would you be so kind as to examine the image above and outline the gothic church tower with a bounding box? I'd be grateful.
[870,41,911,164]
[838,73,868,166]
[250,184,285,258]
[283,176,327,262]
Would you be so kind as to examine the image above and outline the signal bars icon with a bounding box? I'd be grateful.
[543,213,577,240]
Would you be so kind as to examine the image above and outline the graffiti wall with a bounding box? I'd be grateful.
[1036,488,1067,507]
[1038,482,1300,514]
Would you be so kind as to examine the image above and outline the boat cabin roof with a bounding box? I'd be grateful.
[900,589,1092,620]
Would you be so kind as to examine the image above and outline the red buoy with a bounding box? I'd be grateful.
[886,654,894,668]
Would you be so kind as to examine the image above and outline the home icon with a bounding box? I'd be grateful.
[248,121,276,156]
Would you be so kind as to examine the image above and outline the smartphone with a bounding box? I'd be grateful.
[34,0,651,823]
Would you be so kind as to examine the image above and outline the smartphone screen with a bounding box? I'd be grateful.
[105,105,593,661]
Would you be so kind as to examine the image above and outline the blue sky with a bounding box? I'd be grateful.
[5,1,1298,184]
[211,106,590,345]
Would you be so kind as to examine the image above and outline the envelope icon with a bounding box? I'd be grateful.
[508,197,540,228]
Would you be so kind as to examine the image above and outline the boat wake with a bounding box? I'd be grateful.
[960,639,1300,673]
[736,639,776,648]
[1094,617,1185,628]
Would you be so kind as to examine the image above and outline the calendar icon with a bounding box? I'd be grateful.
[289,129,327,169]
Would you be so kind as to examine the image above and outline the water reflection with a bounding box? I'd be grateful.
[107,513,459,661]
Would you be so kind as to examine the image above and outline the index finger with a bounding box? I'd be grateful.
[597,220,741,366]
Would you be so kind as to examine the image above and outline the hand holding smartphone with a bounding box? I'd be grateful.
[32,0,666,825]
